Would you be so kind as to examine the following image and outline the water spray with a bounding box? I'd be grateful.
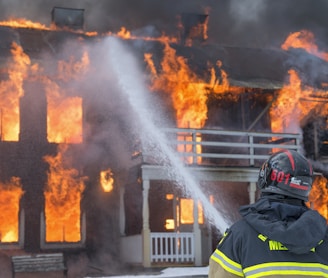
[106,37,230,234]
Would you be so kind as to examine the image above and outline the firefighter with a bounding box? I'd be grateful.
[209,149,328,277]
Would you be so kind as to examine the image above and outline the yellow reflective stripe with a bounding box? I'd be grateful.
[210,249,243,277]
[218,231,228,245]
[244,262,328,278]
[257,233,267,242]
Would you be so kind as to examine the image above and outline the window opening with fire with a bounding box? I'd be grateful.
[44,144,86,243]
[165,194,204,231]
[0,177,23,243]
[100,169,114,193]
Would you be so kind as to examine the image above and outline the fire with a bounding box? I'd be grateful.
[0,177,23,242]
[164,194,204,230]
[45,51,89,144]
[44,144,86,242]
[147,42,209,128]
[0,42,33,141]
[146,42,240,163]
[270,69,305,133]
[0,39,85,143]
[47,94,83,144]
[270,30,328,134]
[100,169,114,193]
[146,43,241,129]
[309,176,328,221]
[0,18,51,30]
[281,30,328,61]
[179,198,204,225]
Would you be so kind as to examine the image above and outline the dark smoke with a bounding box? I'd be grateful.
[1,0,328,48]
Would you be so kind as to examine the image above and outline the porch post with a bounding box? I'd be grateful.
[248,182,257,204]
[142,179,151,267]
[193,199,202,266]
[119,185,125,236]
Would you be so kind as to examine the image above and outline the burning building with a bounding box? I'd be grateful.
[0,1,328,276]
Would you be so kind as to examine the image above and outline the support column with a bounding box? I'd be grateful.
[248,182,257,204]
[119,185,125,236]
[142,179,151,267]
[193,199,202,266]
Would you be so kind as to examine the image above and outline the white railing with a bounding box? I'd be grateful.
[142,128,302,167]
[151,232,194,263]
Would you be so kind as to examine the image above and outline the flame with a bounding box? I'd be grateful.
[146,43,240,163]
[270,30,328,134]
[45,52,89,144]
[180,198,203,224]
[0,18,51,30]
[44,144,86,242]
[309,176,328,221]
[270,69,305,133]
[0,40,85,143]
[148,42,209,128]
[147,43,241,129]
[47,95,83,144]
[0,177,24,242]
[0,42,33,141]
[100,169,114,193]
[111,27,178,44]
[281,30,328,61]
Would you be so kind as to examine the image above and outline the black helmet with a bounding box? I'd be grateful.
[257,150,313,201]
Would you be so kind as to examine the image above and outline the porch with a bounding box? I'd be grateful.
[121,128,302,267]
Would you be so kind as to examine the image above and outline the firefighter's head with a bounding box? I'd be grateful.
[257,150,313,201]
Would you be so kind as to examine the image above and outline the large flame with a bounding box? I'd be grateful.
[272,30,328,222]
[309,176,328,221]
[0,177,23,242]
[45,52,89,144]
[44,144,86,242]
[281,30,328,61]
[146,43,241,163]
[270,69,314,133]
[0,40,86,144]
[0,42,33,141]
[271,30,328,134]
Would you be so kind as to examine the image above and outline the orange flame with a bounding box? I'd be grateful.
[146,43,241,163]
[282,30,328,61]
[271,30,328,134]
[180,198,203,225]
[0,177,24,242]
[0,18,51,30]
[0,42,33,141]
[44,144,86,242]
[309,176,328,221]
[100,169,114,193]
[45,52,89,143]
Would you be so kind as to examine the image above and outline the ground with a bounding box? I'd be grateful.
[0,250,208,278]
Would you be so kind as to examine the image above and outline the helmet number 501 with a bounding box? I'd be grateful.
[271,169,290,184]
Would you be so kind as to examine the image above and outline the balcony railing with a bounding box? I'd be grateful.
[142,128,302,167]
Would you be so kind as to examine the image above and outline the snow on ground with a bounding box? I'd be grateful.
[85,266,209,278]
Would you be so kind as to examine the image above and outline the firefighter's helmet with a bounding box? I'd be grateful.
[257,150,313,201]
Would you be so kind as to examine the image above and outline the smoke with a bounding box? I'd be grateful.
[228,0,266,24]
[1,0,328,48]
[0,0,206,34]
[206,0,328,48]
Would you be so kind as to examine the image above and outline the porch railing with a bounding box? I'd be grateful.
[150,232,194,263]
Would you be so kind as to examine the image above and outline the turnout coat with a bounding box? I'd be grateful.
[209,195,328,278]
